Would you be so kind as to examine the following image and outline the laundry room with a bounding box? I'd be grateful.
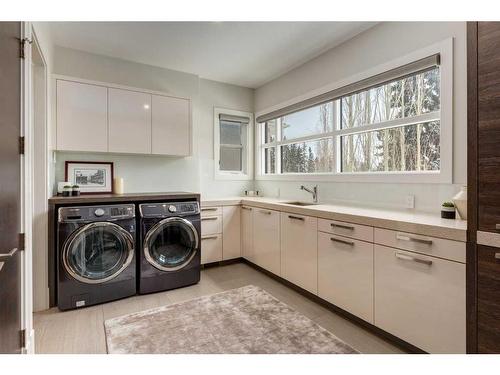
[2,1,500,373]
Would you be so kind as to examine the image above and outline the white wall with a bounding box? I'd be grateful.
[51,46,254,199]
[254,22,467,212]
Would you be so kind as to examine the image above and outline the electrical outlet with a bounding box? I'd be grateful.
[405,195,415,209]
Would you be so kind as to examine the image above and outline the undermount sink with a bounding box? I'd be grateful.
[282,201,317,206]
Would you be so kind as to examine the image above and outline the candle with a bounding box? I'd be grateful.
[114,177,124,194]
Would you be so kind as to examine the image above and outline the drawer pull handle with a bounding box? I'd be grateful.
[259,210,272,215]
[201,217,218,221]
[331,223,354,230]
[201,236,218,241]
[288,215,305,221]
[395,251,433,266]
[0,248,18,260]
[396,233,432,245]
[330,237,354,246]
[201,207,218,212]
[242,206,253,211]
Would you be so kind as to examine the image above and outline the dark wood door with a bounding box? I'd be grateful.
[477,244,500,353]
[478,22,500,233]
[0,21,23,354]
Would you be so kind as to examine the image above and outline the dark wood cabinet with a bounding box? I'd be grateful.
[468,21,500,353]
[477,245,500,353]
[478,22,500,233]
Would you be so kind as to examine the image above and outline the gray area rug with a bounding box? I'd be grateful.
[104,285,358,354]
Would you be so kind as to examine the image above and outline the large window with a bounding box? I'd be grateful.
[257,46,451,183]
[214,108,253,180]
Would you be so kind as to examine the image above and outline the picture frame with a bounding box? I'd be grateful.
[65,161,114,194]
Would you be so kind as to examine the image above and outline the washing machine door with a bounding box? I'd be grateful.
[62,222,134,284]
[143,217,199,271]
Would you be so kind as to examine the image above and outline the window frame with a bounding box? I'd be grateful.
[214,107,254,181]
[255,39,453,184]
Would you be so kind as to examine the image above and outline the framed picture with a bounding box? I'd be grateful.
[65,161,114,194]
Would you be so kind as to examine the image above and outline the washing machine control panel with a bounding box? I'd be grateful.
[140,201,200,218]
[58,204,135,222]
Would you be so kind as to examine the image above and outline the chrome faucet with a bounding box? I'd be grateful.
[300,185,318,203]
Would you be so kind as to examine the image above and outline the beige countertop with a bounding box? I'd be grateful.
[201,196,467,242]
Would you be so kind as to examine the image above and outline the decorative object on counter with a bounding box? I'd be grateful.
[244,190,260,197]
[62,185,72,197]
[65,161,114,194]
[57,181,70,195]
[71,185,80,196]
[114,177,124,194]
[441,201,456,219]
[452,186,467,220]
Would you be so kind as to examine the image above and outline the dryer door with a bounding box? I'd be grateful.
[144,217,199,271]
[62,222,134,284]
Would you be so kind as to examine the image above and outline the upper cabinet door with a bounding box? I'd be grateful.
[56,80,108,152]
[478,22,500,232]
[108,88,152,154]
[151,95,190,156]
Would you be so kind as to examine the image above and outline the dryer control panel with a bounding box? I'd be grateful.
[58,204,135,222]
[139,201,200,218]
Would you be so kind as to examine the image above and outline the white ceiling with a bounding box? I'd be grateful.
[48,22,376,88]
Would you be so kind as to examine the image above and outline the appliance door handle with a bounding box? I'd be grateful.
[396,233,433,245]
[288,215,305,221]
[0,248,18,260]
[201,236,218,241]
[395,251,433,266]
[330,237,354,246]
[201,217,218,221]
[331,223,354,230]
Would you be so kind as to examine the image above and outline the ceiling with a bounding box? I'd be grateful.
[48,22,376,88]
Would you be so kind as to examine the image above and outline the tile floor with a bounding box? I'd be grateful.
[33,262,405,354]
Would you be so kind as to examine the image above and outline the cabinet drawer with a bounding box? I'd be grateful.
[374,228,465,263]
[318,218,373,242]
[374,245,466,353]
[200,206,222,218]
[318,232,373,323]
[200,234,222,264]
[201,216,222,235]
[477,244,500,353]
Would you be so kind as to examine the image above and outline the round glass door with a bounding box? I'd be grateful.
[144,217,199,271]
[62,222,134,284]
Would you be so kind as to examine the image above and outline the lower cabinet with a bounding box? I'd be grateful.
[252,208,281,276]
[374,244,466,353]
[200,234,222,264]
[241,206,254,262]
[281,212,318,294]
[318,232,374,323]
[477,244,500,353]
[222,206,241,260]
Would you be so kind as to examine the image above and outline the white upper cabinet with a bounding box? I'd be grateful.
[55,78,192,156]
[152,95,190,156]
[56,80,108,152]
[108,88,152,154]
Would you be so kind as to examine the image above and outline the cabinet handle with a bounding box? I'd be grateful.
[242,206,253,211]
[259,210,272,215]
[330,237,354,246]
[288,215,304,221]
[396,233,432,245]
[0,248,18,260]
[395,251,433,266]
[201,236,218,240]
[201,217,218,221]
[201,207,218,212]
[331,223,354,230]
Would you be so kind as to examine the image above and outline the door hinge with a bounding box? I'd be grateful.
[20,329,26,349]
[19,136,25,155]
[19,38,32,60]
[19,233,25,251]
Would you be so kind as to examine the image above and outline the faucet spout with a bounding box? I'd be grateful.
[300,185,318,203]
